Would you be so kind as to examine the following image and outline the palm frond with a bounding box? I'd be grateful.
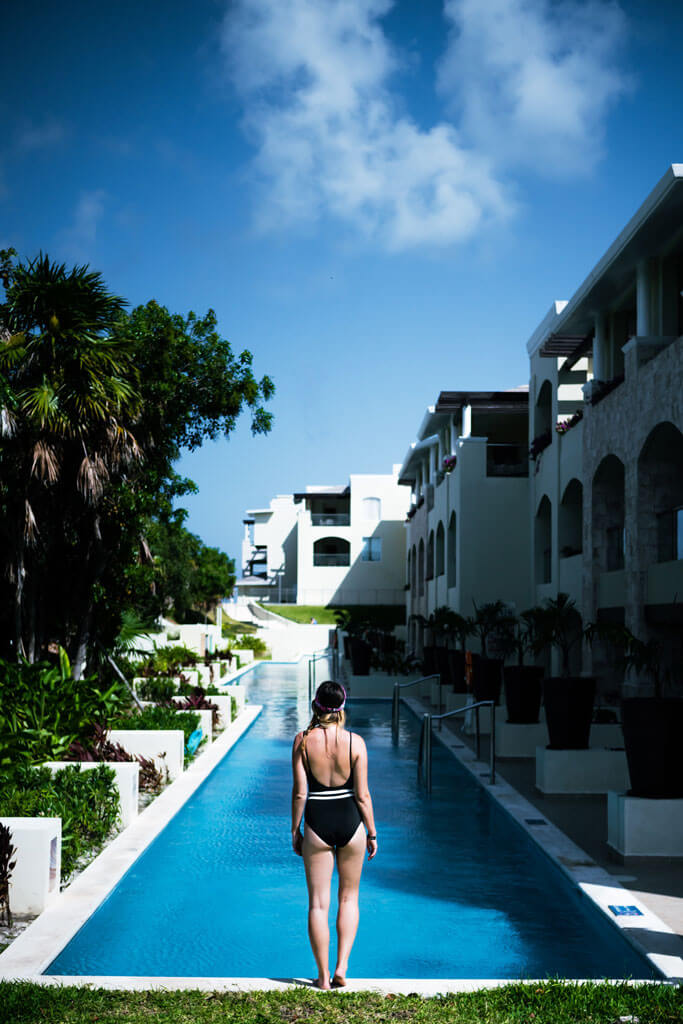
[31,440,60,485]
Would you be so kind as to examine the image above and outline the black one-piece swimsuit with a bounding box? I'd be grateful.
[303,731,362,849]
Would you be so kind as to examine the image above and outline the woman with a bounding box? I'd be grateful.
[291,680,377,989]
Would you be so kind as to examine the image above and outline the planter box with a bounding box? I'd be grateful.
[608,792,683,859]
[0,817,61,915]
[535,747,630,794]
[222,684,246,714]
[235,649,255,665]
[138,702,212,745]
[496,722,549,758]
[43,761,139,829]
[172,694,231,729]
[495,719,617,759]
[107,729,185,781]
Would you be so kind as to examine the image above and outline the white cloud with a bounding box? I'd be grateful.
[438,0,629,176]
[221,0,629,249]
[16,118,67,152]
[58,190,107,262]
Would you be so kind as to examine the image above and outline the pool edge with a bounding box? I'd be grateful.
[0,704,263,979]
[403,696,683,983]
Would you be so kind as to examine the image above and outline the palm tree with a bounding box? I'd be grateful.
[0,253,142,673]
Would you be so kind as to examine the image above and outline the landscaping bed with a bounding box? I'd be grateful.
[0,980,680,1023]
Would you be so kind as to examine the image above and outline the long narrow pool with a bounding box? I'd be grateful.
[47,661,655,978]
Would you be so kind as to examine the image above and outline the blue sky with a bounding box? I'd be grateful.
[2,0,682,564]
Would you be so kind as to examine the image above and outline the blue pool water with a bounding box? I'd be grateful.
[47,661,655,978]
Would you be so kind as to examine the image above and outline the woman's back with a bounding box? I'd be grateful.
[303,726,354,788]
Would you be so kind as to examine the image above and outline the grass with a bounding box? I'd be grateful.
[261,604,340,624]
[0,981,680,1023]
[222,614,258,635]
[258,604,406,628]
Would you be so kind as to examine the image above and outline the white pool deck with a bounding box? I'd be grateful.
[1,659,681,993]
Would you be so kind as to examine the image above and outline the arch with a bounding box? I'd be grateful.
[313,536,350,567]
[559,478,583,557]
[435,521,445,576]
[638,422,683,563]
[418,539,425,596]
[426,530,435,580]
[534,379,553,438]
[535,495,552,584]
[447,512,457,588]
[592,455,625,572]
[362,496,381,521]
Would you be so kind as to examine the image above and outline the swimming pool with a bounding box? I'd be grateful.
[46,661,655,979]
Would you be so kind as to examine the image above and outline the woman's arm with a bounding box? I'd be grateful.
[291,732,308,856]
[352,734,378,860]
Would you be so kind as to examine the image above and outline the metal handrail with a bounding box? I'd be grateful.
[307,649,332,703]
[418,699,496,793]
[391,674,440,740]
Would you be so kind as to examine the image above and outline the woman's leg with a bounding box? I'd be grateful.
[333,822,366,982]
[303,824,335,988]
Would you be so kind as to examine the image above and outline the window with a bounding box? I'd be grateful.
[362,537,382,562]
[606,526,625,571]
[313,537,350,567]
[657,507,683,562]
[435,522,445,576]
[362,497,381,520]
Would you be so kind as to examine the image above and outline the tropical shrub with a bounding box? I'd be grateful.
[0,764,120,883]
[137,677,177,702]
[0,822,17,926]
[66,724,165,794]
[229,635,270,657]
[112,706,200,749]
[0,651,129,767]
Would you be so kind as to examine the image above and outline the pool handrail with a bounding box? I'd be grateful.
[307,648,335,703]
[391,674,440,739]
[418,699,496,793]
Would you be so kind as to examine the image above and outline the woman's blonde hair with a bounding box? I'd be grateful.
[301,680,346,762]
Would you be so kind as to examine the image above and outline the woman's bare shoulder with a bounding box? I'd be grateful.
[292,731,304,749]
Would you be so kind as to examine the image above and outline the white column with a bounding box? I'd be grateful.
[462,404,472,437]
[593,315,607,381]
[636,260,653,337]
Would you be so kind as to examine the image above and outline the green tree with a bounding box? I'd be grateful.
[0,252,273,672]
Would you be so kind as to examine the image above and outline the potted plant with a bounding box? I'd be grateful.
[537,593,594,749]
[470,600,510,705]
[500,608,545,724]
[620,634,683,798]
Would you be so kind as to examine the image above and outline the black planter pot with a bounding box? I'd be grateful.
[448,649,466,691]
[543,676,595,749]
[472,655,503,705]
[621,697,683,798]
[503,665,544,723]
[422,645,437,677]
[435,646,451,687]
[350,637,371,676]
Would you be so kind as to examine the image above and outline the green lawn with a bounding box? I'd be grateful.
[261,604,340,624]
[0,981,680,1023]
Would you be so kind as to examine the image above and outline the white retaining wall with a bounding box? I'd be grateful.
[107,730,185,781]
[42,762,139,829]
[0,818,61,915]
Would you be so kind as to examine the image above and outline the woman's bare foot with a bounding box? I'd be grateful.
[313,977,331,990]
[332,972,347,987]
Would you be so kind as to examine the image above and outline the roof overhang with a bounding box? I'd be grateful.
[398,435,439,485]
[529,164,683,359]
[293,486,350,502]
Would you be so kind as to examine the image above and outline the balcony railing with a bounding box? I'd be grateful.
[487,443,529,477]
[313,554,351,567]
[311,513,350,526]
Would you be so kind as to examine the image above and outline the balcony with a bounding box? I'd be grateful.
[313,553,351,567]
[311,513,350,526]
[486,443,528,477]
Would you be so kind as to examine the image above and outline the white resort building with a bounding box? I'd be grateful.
[527,163,683,690]
[237,467,410,607]
[399,389,530,653]
[401,165,683,693]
